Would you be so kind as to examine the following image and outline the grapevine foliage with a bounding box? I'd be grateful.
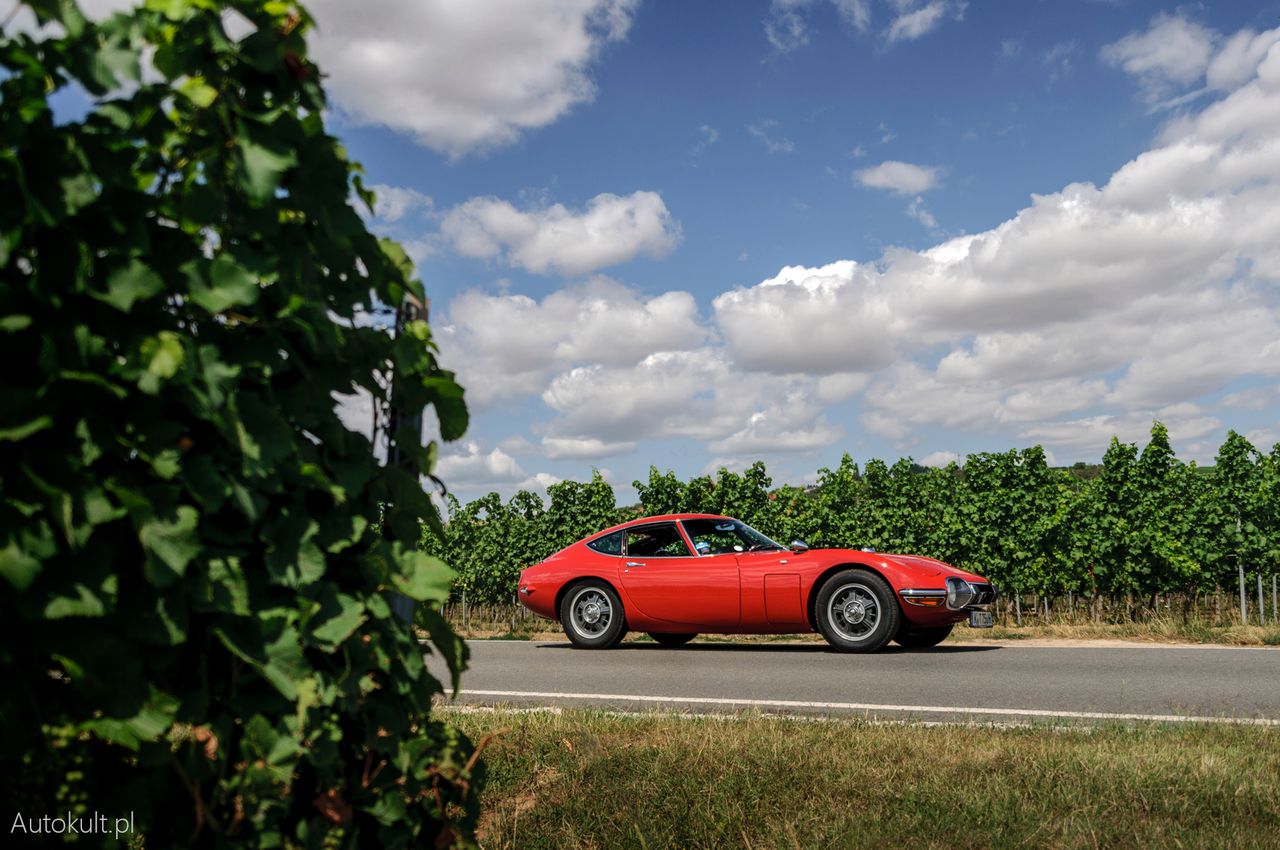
[438,426,1280,605]
[1,1,477,847]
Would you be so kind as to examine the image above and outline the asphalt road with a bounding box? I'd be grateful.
[431,639,1280,725]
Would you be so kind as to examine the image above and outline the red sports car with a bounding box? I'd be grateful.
[517,513,996,652]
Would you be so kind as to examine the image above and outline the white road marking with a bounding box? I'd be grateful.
[458,689,1280,726]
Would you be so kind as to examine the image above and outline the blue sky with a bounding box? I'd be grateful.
[305,0,1280,503]
[21,0,1279,502]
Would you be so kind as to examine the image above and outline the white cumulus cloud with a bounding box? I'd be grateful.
[701,27,1280,459]
[855,161,943,195]
[307,0,637,158]
[886,1,963,44]
[437,277,708,409]
[918,450,960,467]
[542,436,638,460]
[1101,12,1219,103]
[368,185,433,223]
[440,191,681,277]
[435,442,563,500]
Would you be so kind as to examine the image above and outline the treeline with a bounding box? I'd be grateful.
[424,424,1280,607]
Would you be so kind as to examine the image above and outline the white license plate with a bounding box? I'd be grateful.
[969,611,994,628]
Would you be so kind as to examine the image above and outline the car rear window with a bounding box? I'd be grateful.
[587,530,624,555]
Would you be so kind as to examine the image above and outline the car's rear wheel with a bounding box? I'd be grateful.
[647,632,696,647]
[560,581,627,649]
[815,569,900,653]
[893,624,953,649]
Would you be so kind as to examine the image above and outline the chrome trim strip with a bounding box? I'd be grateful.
[900,583,996,610]
[899,588,946,598]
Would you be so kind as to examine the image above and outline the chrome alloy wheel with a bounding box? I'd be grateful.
[568,587,613,639]
[826,582,880,642]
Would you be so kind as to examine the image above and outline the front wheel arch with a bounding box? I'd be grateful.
[806,562,902,631]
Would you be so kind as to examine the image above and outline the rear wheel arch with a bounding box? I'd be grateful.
[554,576,623,624]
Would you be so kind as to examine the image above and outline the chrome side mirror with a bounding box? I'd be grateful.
[789,540,809,553]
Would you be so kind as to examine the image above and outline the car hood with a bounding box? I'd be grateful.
[818,549,989,584]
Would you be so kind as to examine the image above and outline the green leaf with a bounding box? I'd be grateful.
[97,259,164,312]
[379,237,415,281]
[0,543,43,591]
[151,449,181,479]
[88,39,141,92]
[296,540,326,583]
[82,688,180,751]
[190,254,260,312]
[310,593,366,647]
[236,135,297,203]
[60,173,97,215]
[154,595,187,644]
[0,315,32,332]
[44,581,110,619]
[417,606,468,695]
[424,375,468,442]
[178,75,219,108]
[139,506,200,584]
[138,331,185,393]
[395,551,454,604]
[27,0,89,36]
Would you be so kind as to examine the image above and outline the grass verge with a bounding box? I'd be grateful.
[452,708,1280,850]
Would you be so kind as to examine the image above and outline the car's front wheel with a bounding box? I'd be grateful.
[560,581,627,648]
[815,569,900,653]
[893,624,953,649]
[647,632,696,647]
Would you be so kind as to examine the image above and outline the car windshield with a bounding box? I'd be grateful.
[681,518,785,555]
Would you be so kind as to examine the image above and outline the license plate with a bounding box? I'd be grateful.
[969,611,994,628]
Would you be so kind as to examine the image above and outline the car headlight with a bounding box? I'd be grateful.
[945,576,976,610]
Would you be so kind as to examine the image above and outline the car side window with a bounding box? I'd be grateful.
[682,519,744,555]
[625,523,692,557]
[586,530,623,555]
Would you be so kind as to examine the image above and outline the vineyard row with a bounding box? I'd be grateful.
[423,424,1280,609]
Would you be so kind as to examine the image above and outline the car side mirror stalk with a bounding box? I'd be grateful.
[789,540,809,553]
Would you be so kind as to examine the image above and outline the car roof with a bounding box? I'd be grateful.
[590,513,730,538]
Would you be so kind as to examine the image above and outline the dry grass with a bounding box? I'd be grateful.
[946,620,1280,646]
[451,708,1280,850]
[441,604,1280,647]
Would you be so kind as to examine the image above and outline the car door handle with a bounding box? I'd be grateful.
[625,561,646,567]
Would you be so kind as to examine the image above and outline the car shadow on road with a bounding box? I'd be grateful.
[534,642,1001,654]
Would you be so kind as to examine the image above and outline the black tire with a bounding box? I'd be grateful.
[893,624,953,649]
[647,632,697,647]
[559,581,627,649]
[814,569,900,653]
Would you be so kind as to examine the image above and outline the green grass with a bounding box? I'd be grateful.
[451,709,1280,850]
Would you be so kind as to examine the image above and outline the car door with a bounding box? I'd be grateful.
[617,522,741,629]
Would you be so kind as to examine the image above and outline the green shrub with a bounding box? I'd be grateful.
[1,1,475,846]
